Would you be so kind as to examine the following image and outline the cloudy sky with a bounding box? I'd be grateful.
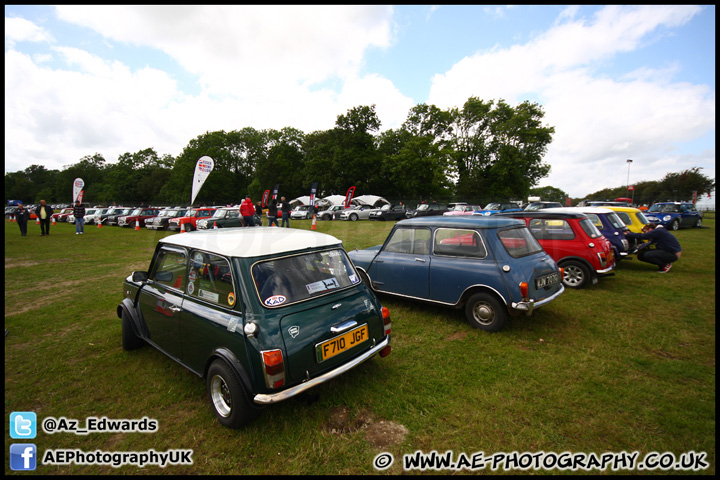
[4,5,715,198]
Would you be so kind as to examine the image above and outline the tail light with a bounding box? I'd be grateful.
[261,349,285,389]
[598,251,608,268]
[382,306,391,335]
[519,282,529,299]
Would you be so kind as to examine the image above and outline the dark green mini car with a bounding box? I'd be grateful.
[117,228,392,428]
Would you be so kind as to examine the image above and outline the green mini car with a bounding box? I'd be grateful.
[117,228,392,428]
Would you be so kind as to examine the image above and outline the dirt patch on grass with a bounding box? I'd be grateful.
[324,405,409,448]
[445,331,468,341]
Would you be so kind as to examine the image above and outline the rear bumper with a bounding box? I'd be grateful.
[253,336,390,405]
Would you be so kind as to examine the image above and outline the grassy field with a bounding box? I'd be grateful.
[4,214,715,475]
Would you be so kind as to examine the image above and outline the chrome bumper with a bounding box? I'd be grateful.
[512,284,565,315]
[253,336,390,405]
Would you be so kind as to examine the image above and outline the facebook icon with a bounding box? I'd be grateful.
[10,444,37,471]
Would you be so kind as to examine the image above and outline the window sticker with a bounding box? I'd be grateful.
[349,274,359,284]
[187,281,194,295]
[227,292,236,306]
[264,295,287,306]
[188,269,197,282]
[305,278,339,294]
[199,289,219,303]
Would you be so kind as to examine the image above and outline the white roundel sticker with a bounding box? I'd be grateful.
[264,295,287,306]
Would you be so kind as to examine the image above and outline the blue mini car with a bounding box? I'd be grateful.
[645,202,703,230]
[473,202,523,216]
[348,216,564,332]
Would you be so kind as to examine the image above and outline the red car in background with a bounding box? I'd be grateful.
[496,211,616,289]
[52,208,74,222]
[118,208,161,228]
[167,207,217,232]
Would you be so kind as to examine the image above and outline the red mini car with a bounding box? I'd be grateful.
[118,208,161,228]
[496,211,615,289]
[167,207,217,232]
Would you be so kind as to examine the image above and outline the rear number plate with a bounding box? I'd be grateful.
[536,272,560,289]
[316,325,369,363]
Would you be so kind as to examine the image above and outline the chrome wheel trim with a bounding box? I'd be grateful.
[471,301,495,326]
[210,374,232,418]
[563,265,585,287]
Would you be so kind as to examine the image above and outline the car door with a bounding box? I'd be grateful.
[180,250,245,375]
[681,204,699,227]
[368,227,432,298]
[137,246,187,360]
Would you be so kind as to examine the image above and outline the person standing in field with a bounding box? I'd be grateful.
[35,199,53,236]
[280,197,291,228]
[15,204,29,236]
[240,195,255,227]
[73,200,86,235]
[267,199,279,227]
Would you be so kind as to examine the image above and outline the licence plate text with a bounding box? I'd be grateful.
[316,325,369,363]
[536,272,560,289]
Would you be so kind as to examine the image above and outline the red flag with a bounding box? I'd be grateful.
[344,186,356,208]
[262,190,270,208]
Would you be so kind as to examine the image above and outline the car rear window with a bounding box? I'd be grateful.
[253,249,361,308]
[498,227,544,258]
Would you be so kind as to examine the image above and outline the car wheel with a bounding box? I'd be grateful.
[207,360,255,429]
[695,218,702,228]
[670,219,680,231]
[559,260,590,289]
[350,213,358,221]
[464,293,507,332]
[121,310,144,351]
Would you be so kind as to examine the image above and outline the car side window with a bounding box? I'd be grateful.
[434,228,487,258]
[384,228,431,254]
[187,251,236,308]
[528,219,575,240]
[586,214,603,228]
[150,248,187,290]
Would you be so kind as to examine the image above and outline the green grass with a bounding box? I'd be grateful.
[4,217,715,475]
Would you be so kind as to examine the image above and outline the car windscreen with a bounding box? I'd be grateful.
[252,249,361,308]
[497,227,544,258]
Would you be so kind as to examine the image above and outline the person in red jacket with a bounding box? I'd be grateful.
[240,195,255,227]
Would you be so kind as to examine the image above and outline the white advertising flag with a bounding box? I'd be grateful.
[73,178,84,203]
[191,156,214,205]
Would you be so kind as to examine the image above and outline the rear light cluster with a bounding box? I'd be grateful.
[380,307,392,358]
[519,282,529,299]
[597,251,612,268]
[261,349,285,389]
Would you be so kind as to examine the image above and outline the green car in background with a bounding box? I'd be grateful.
[117,228,392,428]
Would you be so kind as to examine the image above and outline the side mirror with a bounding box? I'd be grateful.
[132,271,149,283]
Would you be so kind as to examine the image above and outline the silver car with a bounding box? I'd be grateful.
[339,205,376,221]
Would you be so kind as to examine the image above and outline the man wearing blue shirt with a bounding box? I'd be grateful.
[625,223,682,273]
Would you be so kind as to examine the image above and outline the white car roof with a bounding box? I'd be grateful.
[543,207,614,214]
[159,227,342,258]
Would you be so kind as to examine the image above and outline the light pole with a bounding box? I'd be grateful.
[626,159,633,200]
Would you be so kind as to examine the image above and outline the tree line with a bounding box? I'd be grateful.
[4,98,714,207]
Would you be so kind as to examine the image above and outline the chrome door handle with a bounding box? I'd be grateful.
[169,305,182,313]
[415,258,426,263]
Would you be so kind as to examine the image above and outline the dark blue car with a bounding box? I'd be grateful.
[473,202,523,216]
[645,202,703,230]
[348,216,564,332]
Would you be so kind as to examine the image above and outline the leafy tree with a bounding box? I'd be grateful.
[529,186,569,204]
[451,98,553,202]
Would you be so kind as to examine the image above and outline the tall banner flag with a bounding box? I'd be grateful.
[191,156,214,205]
[272,184,280,200]
[309,182,318,208]
[73,178,84,203]
[262,190,270,208]
[344,186,356,208]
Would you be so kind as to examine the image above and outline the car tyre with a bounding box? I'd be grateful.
[350,213,358,221]
[121,310,144,351]
[207,360,255,429]
[695,218,702,228]
[670,219,680,231]
[559,260,590,289]
[464,292,507,332]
